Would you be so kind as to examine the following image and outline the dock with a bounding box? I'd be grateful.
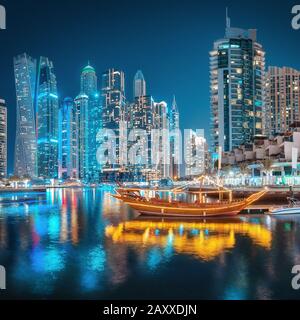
[0,188,47,194]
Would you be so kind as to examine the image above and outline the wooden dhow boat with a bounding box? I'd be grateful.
[112,186,268,218]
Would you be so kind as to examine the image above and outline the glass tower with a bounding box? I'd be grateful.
[14,53,37,178]
[210,16,265,152]
[0,99,7,179]
[36,57,59,179]
[74,93,89,181]
[79,64,101,182]
[58,97,78,180]
[133,70,146,98]
[153,101,170,178]
[169,95,180,179]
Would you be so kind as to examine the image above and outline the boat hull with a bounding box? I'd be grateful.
[112,189,267,219]
[138,210,240,218]
[269,207,300,215]
[113,195,247,218]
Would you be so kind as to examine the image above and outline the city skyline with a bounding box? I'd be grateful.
[1,1,300,305]
[1,0,300,174]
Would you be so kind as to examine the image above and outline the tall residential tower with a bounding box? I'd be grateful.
[0,99,7,179]
[74,93,89,180]
[36,57,59,179]
[128,95,155,178]
[153,101,170,178]
[58,97,78,180]
[265,66,300,136]
[14,53,37,178]
[79,64,101,182]
[169,96,180,179]
[210,15,265,152]
[101,69,126,177]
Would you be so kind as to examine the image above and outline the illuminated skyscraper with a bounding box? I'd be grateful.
[101,69,126,177]
[58,97,78,180]
[185,130,206,177]
[169,95,180,179]
[0,99,7,179]
[133,70,146,98]
[210,13,265,152]
[14,53,37,178]
[74,93,89,180]
[265,66,300,136]
[79,63,101,182]
[36,57,59,179]
[153,101,170,178]
[128,95,155,179]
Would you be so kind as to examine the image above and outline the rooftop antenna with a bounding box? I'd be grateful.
[226,7,231,28]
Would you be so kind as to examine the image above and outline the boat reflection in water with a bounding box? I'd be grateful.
[3,188,300,299]
[105,218,272,261]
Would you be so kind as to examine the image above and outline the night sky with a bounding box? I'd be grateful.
[0,0,299,174]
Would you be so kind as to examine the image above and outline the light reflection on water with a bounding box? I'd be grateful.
[0,188,300,300]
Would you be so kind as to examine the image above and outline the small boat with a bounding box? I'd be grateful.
[112,186,268,218]
[269,197,300,215]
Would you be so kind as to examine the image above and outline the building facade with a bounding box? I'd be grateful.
[36,57,59,179]
[79,64,101,182]
[169,96,180,179]
[14,53,37,178]
[101,69,126,177]
[185,130,206,177]
[128,95,155,179]
[74,94,89,181]
[0,99,7,179]
[58,97,78,180]
[265,66,300,137]
[153,101,170,178]
[210,18,265,153]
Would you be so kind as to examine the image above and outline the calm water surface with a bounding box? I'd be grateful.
[0,187,300,300]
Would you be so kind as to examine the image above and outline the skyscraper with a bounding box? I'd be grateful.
[14,53,37,178]
[0,99,7,179]
[265,66,300,136]
[210,14,265,152]
[133,70,146,98]
[36,57,59,179]
[58,97,78,180]
[74,93,89,181]
[153,101,170,178]
[79,63,101,182]
[128,95,155,178]
[101,69,126,177]
[185,130,206,177]
[169,95,180,179]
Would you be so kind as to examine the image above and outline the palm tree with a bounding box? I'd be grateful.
[222,164,232,174]
[260,158,274,185]
[9,175,21,188]
[213,160,219,174]
[239,162,250,175]
[239,162,250,185]
[21,174,32,188]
